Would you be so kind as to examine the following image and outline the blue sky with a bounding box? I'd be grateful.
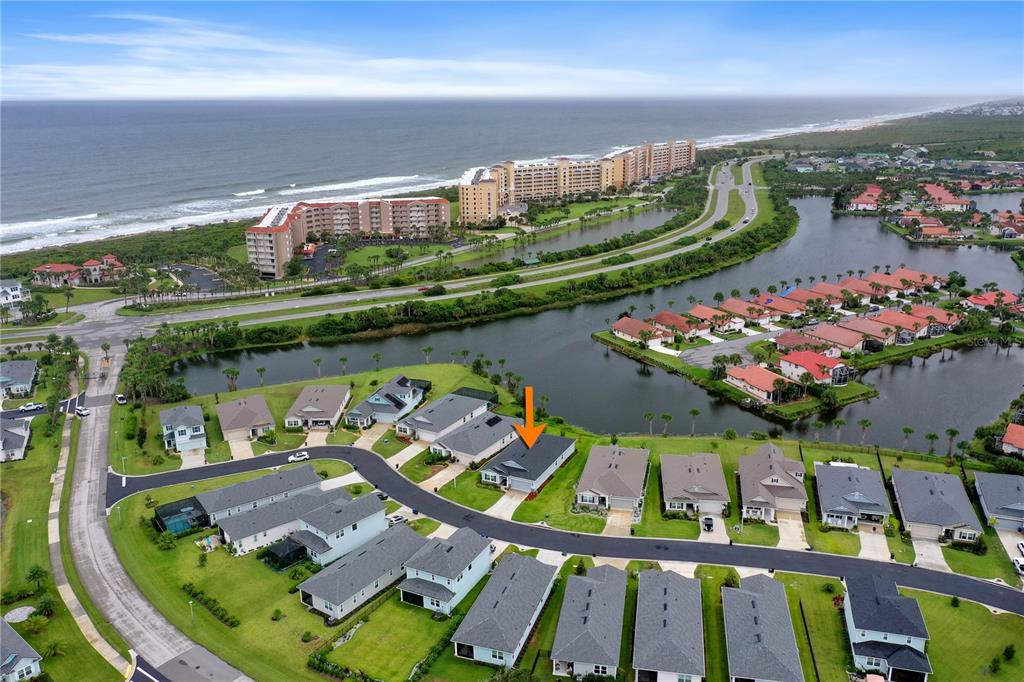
[2,2,1021,99]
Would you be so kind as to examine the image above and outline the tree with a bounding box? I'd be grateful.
[689,408,700,436]
[23,614,48,635]
[901,426,914,451]
[26,564,49,593]
[644,412,655,435]
[660,413,672,435]
[488,669,537,682]
[222,367,240,391]
[372,352,382,371]
[833,418,846,444]
[945,428,959,456]
[421,346,433,364]
[34,593,57,617]
[857,418,872,445]
[339,357,348,375]
[812,420,825,442]
[924,432,939,453]
[256,367,266,387]
[63,287,74,313]
[42,640,65,658]
[313,357,322,378]
[100,341,111,361]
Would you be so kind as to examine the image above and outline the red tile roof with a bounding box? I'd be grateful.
[966,290,1020,308]
[82,259,102,266]
[837,278,877,297]
[773,331,830,352]
[689,304,734,323]
[780,350,842,381]
[726,365,794,393]
[874,310,927,332]
[810,282,849,299]
[806,324,864,349]
[612,316,669,340]
[1004,423,1024,450]
[890,268,943,286]
[753,294,804,314]
[838,316,895,340]
[650,310,708,334]
[922,183,970,207]
[718,298,772,319]
[908,305,960,326]
[785,288,833,304]
[32,263,82,274]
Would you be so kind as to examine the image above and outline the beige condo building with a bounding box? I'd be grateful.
[458,139,696,224]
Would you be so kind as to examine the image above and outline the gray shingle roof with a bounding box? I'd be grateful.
[1,619,40,674]
[405,527,490,579]
[398,394,488,434]
[723,574,804,682]
[348,375,419,419]
[298,524,426,606]
[814,463,892,518]
[0,360,36,389]
[195,464,322,515]
[661,454,729,504]
[433,412,521,458]
[891,469,981,531]
[551,565,626,667]
[577,445,649,500]
[398,576,456,603]
[287,384,350,422]
[852,641,932,674]
[845,575,928,639]
[218,488,351,539]
[482,434,576,483]
[291,529,332,555]
[0,418,30,452]
[215,395,274,432]
[453,553,557,654]
[739,443,806,509]
[975,471,1024,523]
[632,569,704,677]
[160,405,204,430]
[299,493,384,535]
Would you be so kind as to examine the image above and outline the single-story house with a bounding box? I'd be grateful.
[216,395,275,442]
[480,434,577,492]
[907,305,960,336]
[611,316,672,347]
[772,331,838,357]
[975,471,1024,531]
[397,393,490,442]
[811,281,863,306]
[891,469,982,542]
[837,317,897,346]
[31,262,82,288]
[400,527,491,615]
[725,365,796,404]
[648,309,710,340]
[963,289,1020,311]
[814,462,892,529]
[848,184,883,211]
[753,293,805,317]
[723,575,804,682]
[452,553,557,668]
[551,565,627,679]
[1,619,42,682]
[805,324,865,352]
[345,375,425,428]
[739,443,806,522]
[866,271,916,296]
[160,405,207,454]
[1001,423,1024,456]
[779,350,849,385]
[839,278,887,301]
[575,445,649,513]
[0,418,30,462]
[430,412,522,465]
[660,453,729,516]
[688,304,743,332]
[0,360,36,398]
[284,384,351,430]
[873,310,929,343]
[298,524,426,621]
[194,464,323,524]
[785,287,841,311]
[632,569,704,682]
[843,575,931,682]
[718,297,778,324]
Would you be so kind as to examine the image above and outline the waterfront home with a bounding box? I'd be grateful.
[216,395,274,442]
[1,619,42,682]
[0,419,31,462]
[633,569,705,682]
[0,279,30,318]
[0,360,36,398]
[874,310,929,343]
[919,225,966,240]
[718,297,778,324]
[660,453,729,515]
[922,182,971,212]
[785,287,841,311]
[400,527,491,615]
[778,350,849,385]
[159,405,208,454]
[648,309,710,340]
[811,281,863,306]
[866,271,918,296]
[838,277,888,301]
[843,575,931,681]
[345,375,425,428]
[891,469,982,542]
[805,324,864,352]
[480,434,577,492]
[772,331,838,357]
[847,184,883,211]
[551,565,627,679]
[814,462,892,529]
[430,412,521,465]
[611,316,672,347]
[907,305,961,335]
[193,464,323,524]
[837,317,897,346]
[298,524,426,621]
[284,384,350,431]
[725,364,796,404]
[688,304,743,332]
[753,293,805,317]
[575,445,649,514]
[975,471,1024,530]
[397,393,490,442]
[898,210,944,229]
[891,267,944,288]
[739,443,806,522]
[81,254,126,283]
[1001,423,1024,456]
[31,262,82,288]
[722,575,804,682]
[452,553,557,668]
[963,289,1020,310]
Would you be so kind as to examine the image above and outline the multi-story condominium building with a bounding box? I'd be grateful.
[246,197,451,278]
[458,139,696,224]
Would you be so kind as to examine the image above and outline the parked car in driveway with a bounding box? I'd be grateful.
[287,451,309,463]
[387,514,406,527]
[1013,557,1024,575]
[701,516,714,532]
[1016,540,1024,556]
[75,406,90,417]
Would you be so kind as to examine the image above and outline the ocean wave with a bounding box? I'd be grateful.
[232,188,266,196]
[1,212,100,232]
[278,175,422,196]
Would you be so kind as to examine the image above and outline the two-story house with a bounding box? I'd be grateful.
[396,393,490,442]
[0,280,30,319]
[399,527,491,615]
[345,375,425,428]
[160,405,208,454]
[843,575,931,681]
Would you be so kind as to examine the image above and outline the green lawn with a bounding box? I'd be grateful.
[907,588,1024,682]
[518,556,594,680]
[511,437,606,534]
[106,464,365,681]
[0,310,81,331]
[942,526,1022,588]
[775,572,851,682]
[887,530,917,564]
[803,477,860,556]
[345,244,453,269]
[399,450,443,483]
[694,564,740,682]
[534,197,644,224]
[408,517,441,536]
[730,163,744,185]
[371,429,407,457]
[325,428,357,445]
[438,468,504,511]
[1,415,122,682]
[723,189,746,225]
[227,244,248,264]
[632,454,700,539]
[34,286,123,309]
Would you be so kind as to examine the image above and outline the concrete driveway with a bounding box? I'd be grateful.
[353,423,388,449]
[486,490,527,520]
[227,439,253,460]
[996,529,1024,571]
[912,538,951,572]
[858,526,891,561]
[304,431,328,447]
[602,510,634,537]
[389,443,425,467]
[775,511,808,550]
[179,449,206,469]
[419,463,466,491]
[698,515,730,544]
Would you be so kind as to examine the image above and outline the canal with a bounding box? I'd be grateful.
[173,197,1024,448]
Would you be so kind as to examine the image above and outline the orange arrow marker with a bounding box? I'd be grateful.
[513,385,546,449]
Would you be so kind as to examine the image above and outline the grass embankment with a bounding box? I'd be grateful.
[532,197,645,225]
[0,311,83,331]
[511,437,606,534]
[775,572,851,682]
[370,429,407,457]
[723,189,746,225]
[695,564,740,682]
[35,287,122,309]
[1,415,122,682]
[438,469,504,511]
[730,163,744,185]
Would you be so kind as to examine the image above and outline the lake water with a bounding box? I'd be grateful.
[971,191,1024,214]
[172,197,1024,447]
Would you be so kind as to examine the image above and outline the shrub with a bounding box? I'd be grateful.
[989,657,1001,674]
[723,429,738,440]
[271,609,283,622]
[301,630,315,643]
[1004,644,1016,661]
[124,414,138,440]
[723,574,739,589]
[349,484,363,495]
[951,596,960,607]
[180,583,241,628]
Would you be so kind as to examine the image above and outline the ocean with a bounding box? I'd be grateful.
[0,96,977,252]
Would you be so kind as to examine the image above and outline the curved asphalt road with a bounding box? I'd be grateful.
[108,445,1024,617]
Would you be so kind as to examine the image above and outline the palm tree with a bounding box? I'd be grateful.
[833,418,846,444]
[901,426,914,451]
[256,367,266,387]
[667,299,675,310]
[660,413,673,435]
[812,420,825,442]
[460,349,470,365]
[63,288,74,313]
[26,564,49,593]
[945,428,959,455]
[100,342,111,361]
[339,357,348,375]
[644,412,655,435]
[421,346,433,364]
[313,357,322,378]
[924,432,939,453]
[222,367,240,391]
[372,352,382,371]
[857,418,872,445]
[689,408,701,436]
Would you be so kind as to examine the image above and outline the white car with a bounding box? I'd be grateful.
[287,451,309,463]
[1017,540,1024,557]
[75,406,90,417]
[115,394,128,405]
[1013,557,1024,576]
[387,514,407,527]
[18,402,43,412]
